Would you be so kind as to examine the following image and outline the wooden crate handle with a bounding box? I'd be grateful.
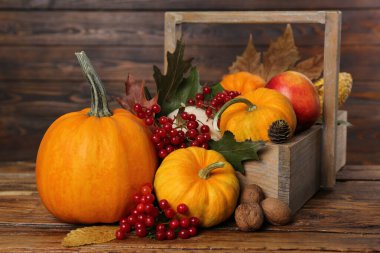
[321,11,342,188]
[164,11,342,189]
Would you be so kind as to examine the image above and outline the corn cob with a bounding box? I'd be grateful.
[314,72,352,113]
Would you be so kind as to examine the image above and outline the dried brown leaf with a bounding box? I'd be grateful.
[262,24,300,81]
[62,226,117,247]
[229,25,325,82]
[116,74,158,110]
[229,34,264,76]
[292,53,324,81]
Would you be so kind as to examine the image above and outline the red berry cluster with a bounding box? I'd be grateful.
[133,103,161,126]
[151,114,212,159]
[156,200,200,240]
[187,86,240,118]
[116,184,200,241]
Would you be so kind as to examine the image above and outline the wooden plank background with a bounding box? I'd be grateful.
[0,0,379,164]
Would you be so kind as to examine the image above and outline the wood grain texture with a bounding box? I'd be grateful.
[1,11,380,46]
[337,165,380,181]
[1,45,378,82]
[167,11,327,24]
[0,228,379,252]
[1,0,380,10]
[0,163,379,252]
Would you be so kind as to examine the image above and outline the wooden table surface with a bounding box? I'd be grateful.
[0,162,379,252]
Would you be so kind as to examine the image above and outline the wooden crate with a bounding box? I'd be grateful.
[239,111,347,213]
[164,11,344,213]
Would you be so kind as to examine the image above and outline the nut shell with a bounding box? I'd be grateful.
[261,197,291,225]
[240,184,265,204]
[234,203,264,231]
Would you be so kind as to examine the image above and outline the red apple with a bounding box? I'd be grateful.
[266,71,320,132]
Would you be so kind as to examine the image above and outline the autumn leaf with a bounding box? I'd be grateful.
[116,74,158,111]
[262,24,300,81]
[209,131,265,174]
[62,226,117,247]
[154,39,201,115]
[228,24,324,82]
[292,53,324,81]
[229,34,264,77]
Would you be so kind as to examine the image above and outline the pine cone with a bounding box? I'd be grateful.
[268,120,291,144]
[314,72,352,113]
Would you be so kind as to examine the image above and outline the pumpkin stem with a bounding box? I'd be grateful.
[213,97,256,131]
[198,162,225,179]
[75,51,112,117]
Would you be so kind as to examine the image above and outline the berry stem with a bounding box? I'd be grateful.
[198,162,225,179]
[213,97,256,131]
[75,51,112,117]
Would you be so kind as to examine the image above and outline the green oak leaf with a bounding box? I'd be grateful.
[153,39,201,115]
[209,131,265,174]
[210,82,224,97]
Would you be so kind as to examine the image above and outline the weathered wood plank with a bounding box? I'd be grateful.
[167,11,327,24]
[268,180,380,234]
[321,11,341,188]
[0,46,162,82]
[0,164,379,251]
[0,45,378,82]
[1,0,380,10]
[337,165,380,181]
[0,11,379,46]
[0,227,379,252]
[0,11,164,46]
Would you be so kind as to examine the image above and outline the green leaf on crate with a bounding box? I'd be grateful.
[210,82,225,97]
[153,39,201,115]
[209,131,265,174]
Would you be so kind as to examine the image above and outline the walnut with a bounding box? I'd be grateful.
[234,203,264,231]
[261,197,292,225]
[239,184,265,204]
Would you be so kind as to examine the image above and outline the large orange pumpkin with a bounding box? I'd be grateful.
[36,52,157,224]
[154,147,240,227]
[221,72,265,94]
[214,88,297,142]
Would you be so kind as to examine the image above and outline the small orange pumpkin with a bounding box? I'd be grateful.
[214,88,297,142]
[36,52,157,224]
[221,72,265,94]
[154,147,240,227]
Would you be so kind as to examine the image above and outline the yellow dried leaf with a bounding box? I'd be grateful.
[292,53,324,81]
[62,226,117,247]
[229,34,264,77]
[262,24,300,81]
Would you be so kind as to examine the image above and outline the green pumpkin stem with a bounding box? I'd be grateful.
[198,162,225,179]
[75,51,112,117]
[213,97,256,131]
